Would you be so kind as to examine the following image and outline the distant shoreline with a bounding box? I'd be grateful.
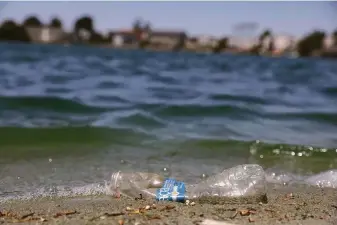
[0,40,335,59]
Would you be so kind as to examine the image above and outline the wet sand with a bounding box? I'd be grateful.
[1,185,337,225]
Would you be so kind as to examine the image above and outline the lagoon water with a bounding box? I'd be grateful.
[0,43,337,201]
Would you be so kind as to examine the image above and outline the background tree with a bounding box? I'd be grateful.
[297,30,326,57]
[90,32,110,44]
[50,17,62,28]
[258,29,274,53]
[132,18,142,33]
[172,33,187,51]
[0,20,31,42]
[132,18,144,43]
[138,21,152,48]
[333,29,337,47]
[73,15,94,43]
[143,22,151,33]
[22,15,43,27]
[74,15,94,32]
[212,37,228,53]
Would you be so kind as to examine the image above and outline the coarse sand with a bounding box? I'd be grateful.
[1,185,337,225]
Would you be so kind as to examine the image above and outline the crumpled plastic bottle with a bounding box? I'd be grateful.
[107,164,266,201]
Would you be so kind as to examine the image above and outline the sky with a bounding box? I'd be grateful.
[0,1,336,38]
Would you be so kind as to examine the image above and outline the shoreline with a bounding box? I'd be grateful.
[1,41,336,59]
[2,185,337,225]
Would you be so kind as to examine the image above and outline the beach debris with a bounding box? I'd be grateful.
[53,210,77,218]
[160,205,175,211]
[100,215,107,220]
[151,204,156,209]
[105,212,125,217]
[130,209,141,214]
[145,213,161,220]
[201,219,237,225]
[118,219,124,225]
[0,211,17,218]
[239,209,250,216]
[20,212,34,220]
[284,193,294,200]
[111,164,266,202]
[230,211,238,219]
[89,212,125,221]
[265,208,275,213]
[135,193,143,200]
[40,217,48,222]
[185,199,190,206]
[248,217,255,222]
[113,187,121,198]
[126,206,133,211]
[145,205,151,210]
[190,201,196,206]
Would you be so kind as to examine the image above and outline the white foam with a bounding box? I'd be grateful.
[0,182,107,203]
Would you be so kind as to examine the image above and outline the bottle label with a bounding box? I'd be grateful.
[155,178,185,202]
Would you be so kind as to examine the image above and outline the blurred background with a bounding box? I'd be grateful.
[0,2,336,57]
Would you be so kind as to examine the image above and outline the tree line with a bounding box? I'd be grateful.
[0,15,336,57]
[218,28,337,57]
[0,15,111,44]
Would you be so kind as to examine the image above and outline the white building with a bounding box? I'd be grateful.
[112,35,124,47]
[324,35,334,49]
[197,35,217,47]
[273,35,296,52]
[228,36,258,50]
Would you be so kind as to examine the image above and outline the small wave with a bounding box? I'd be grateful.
[322,87,337,97]
[117,111,167,128]
[151,104,258,118]
[209,93,267,105]
[0,95,109,114]
[269,112,337,125]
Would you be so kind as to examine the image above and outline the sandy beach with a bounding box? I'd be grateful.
[1,185,337,225]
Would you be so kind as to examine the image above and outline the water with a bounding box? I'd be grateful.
[0,43,337,201]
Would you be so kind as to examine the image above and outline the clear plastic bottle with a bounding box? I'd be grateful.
[108,171,164,199]
[107,164,266,201]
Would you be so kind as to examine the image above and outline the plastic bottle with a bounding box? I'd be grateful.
[107,164,266,201]
[109,171,164,199]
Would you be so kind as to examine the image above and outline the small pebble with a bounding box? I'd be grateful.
[145,205,151,210]
[190,202,196,206]
[126,206,132,211]
[185,200,190,206]
[152,204,156,208]
[118,219,124,225]
[100,216,107,220]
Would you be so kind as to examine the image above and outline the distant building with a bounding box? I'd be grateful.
[227,36,258,50]
[324,34,334,49]
[109,30,137,47]
[197,35,217,47]
[273,34,296,53]
[185,37,198,49]
[149,30,187,47]
[25,26,66,43]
